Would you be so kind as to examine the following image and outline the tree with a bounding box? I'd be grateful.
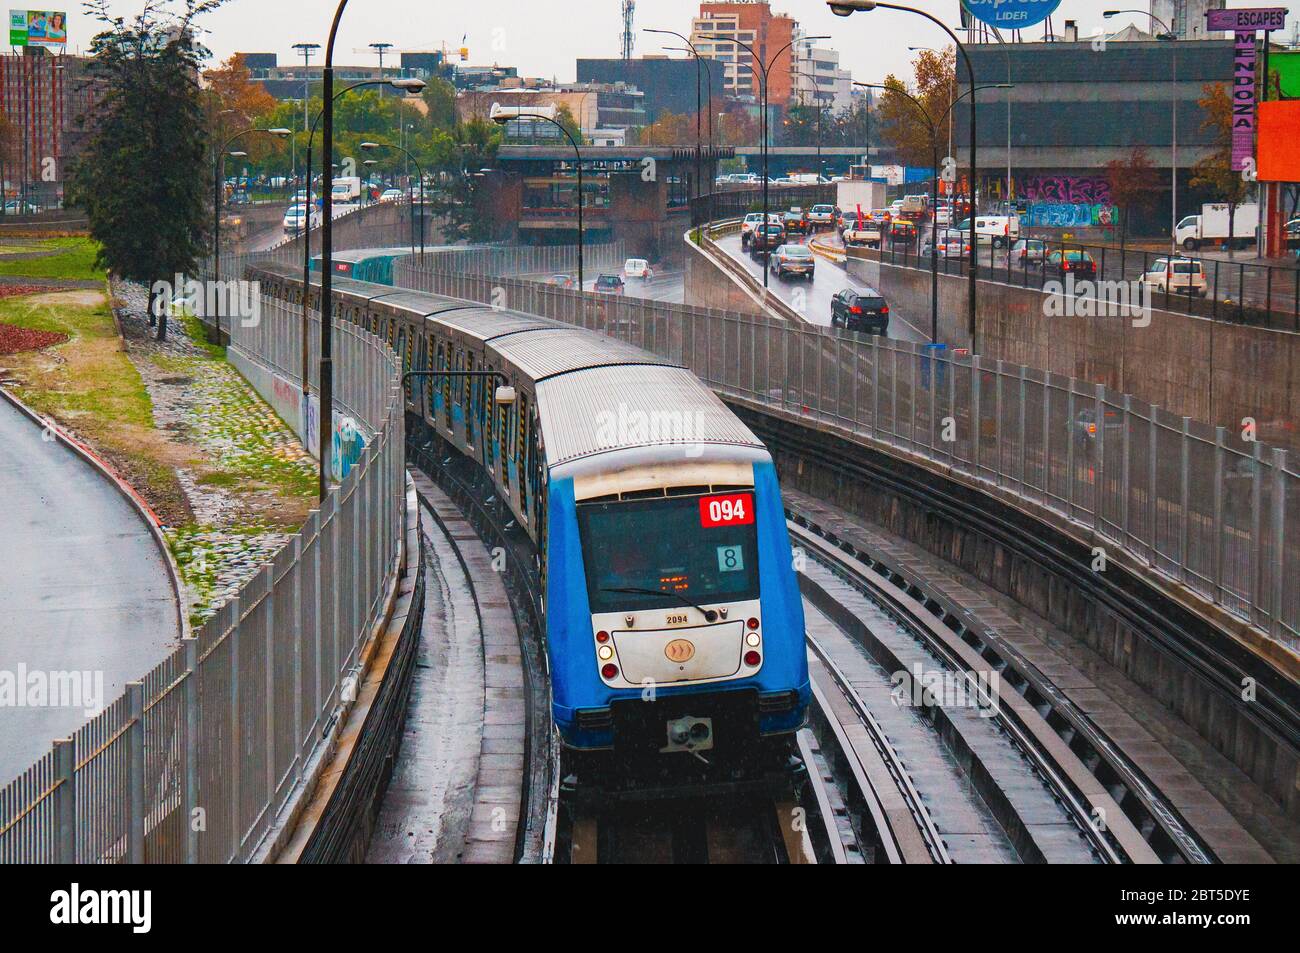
[432,118,502,243]
[69,0,227,339]
[1105,146,1160,254]
[1189,82,1254,257]
[635,109,692,146]
[876,48,955,170]
[421,76,457,131]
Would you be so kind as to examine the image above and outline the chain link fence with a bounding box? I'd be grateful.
[394,255,1298,652]
[0,293,407,863]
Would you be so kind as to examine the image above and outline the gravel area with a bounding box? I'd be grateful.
[112,279,316,623]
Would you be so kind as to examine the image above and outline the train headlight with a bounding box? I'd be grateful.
[746,632,761,648]
[597,645,614,661]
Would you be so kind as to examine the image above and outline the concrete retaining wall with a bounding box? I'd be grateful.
[848,252,1300,451]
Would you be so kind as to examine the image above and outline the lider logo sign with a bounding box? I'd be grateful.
[961,0,1061,30]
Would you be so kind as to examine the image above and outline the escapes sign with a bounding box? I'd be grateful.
[1206,8,1287,32]
[961,0,1062,29]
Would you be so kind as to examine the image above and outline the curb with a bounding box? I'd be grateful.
[0,383,190,643]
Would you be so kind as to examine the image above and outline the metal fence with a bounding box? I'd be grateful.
[0,294,407,863]
[394,256,1298,651]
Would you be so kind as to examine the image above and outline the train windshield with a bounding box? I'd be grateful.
[577,492,761,615]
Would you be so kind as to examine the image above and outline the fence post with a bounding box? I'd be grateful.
[971,355,981,475]
[1066,384,1075,517]
[228,596,242,862]
[53,737,76,864]
[1018,365,1028,494]
[127,680,145,864]
[264,562,276,806]
[1093,384,1106,531]
[1179,418,1191,583]
[1251,440,1264,627]
[1270,448,1288,641]
[183,637,199,864]
[1213,425,1226,604]
[1148,407,1159,567]
[1121,394,1132,540]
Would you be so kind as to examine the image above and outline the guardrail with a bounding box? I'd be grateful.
[393,254,1298,655]
[0,292,408,863]
[691,218,808,325]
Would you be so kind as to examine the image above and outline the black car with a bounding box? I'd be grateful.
[749,223,786,258]
[830,288,890,334]
[1044,249,1098,280]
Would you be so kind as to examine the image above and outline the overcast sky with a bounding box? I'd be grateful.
[56,1,1297,85]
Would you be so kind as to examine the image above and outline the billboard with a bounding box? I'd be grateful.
[1256,101,1300,182]
[960,0,1061,30]
[9,10,67,48]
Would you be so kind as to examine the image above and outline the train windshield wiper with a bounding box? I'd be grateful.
[601,586,718,623]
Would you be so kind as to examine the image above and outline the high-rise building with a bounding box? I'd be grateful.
[1150,0,1226,39]
[690,1,796,105]
[792,43,852,114]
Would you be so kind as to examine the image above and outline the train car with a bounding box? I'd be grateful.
[254,263,810,768]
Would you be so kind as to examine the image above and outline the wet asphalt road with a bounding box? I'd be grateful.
[0,397,178,783]
[713,231,929,343]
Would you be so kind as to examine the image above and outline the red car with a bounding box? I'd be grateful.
[1045,249,1097,279]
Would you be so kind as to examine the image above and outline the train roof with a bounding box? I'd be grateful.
[535,364,763,469]
[435,306,565,342]
[367,290,475,316]
[490,327,679,382]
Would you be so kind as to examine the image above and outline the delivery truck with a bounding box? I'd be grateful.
[1174,202,1259,252]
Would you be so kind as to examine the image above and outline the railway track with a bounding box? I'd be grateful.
[786,508,1214,865]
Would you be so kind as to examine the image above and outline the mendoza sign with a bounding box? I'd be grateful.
[961,0,1061,30]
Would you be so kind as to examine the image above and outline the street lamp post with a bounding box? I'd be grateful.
[300,75,426,406]
[646,29,719,216]
[492,108,586,288]
[664,46,716,219]
[212,127,289,340]
[701,32,830,288]
[1105,10,1178,257]
[830,0,980,348]
[361,141,426,258]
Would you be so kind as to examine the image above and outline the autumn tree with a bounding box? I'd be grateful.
[1189,82,1254,256]
[1105,146,1160,253]
[636,110,693,145]
[876,48,955,169]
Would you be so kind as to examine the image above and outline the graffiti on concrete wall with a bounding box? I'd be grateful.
[1020,175,1112,205]
[1025,203,1119,229]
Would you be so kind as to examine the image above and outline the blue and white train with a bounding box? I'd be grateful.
[256,263,810,762]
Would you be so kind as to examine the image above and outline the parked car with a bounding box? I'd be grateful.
[1044,248,1097,279]
[1,200,40,215]
[769,243,816,281]
[1142,257,1208,297]
[623,258,654,279]
[783,207,810,235]
[548,274,576,289]
[749,223,786,258]
[808,204,836,226]
[830,288,890,334]
[1011,238,1047,265]
[594,274,625,295]
[953,214,1021,248]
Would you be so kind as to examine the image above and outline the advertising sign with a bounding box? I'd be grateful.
[1206,7,1287,32]
[1233,31,1259,171]
[960,0,1062,30]
[9,10,67,48]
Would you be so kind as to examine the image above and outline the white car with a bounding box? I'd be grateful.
[379,189,404,203]
[1142,258,1208,297]
[933,205,952,226]
[623,258,654,280]
[807,204,836,226]
[282,204,321,235]
[740,212,782,248]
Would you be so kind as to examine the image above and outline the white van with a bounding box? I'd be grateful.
[953,215,1020,248]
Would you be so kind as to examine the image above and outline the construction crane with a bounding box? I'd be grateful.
[621,0,635,59]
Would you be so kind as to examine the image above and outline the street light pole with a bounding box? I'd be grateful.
[492,109,585,287]
[1105,10,1178,257]
[212,127,289,340]
[362,141,427,258]
[830,1,979,349]
[291,41,320,194]
[703,32,830,289]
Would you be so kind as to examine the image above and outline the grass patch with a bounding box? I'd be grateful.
[0,237,105,282]
[0,291,186,518]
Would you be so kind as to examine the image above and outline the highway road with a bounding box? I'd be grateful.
[713,231,929,343]
[0,397,178,782]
